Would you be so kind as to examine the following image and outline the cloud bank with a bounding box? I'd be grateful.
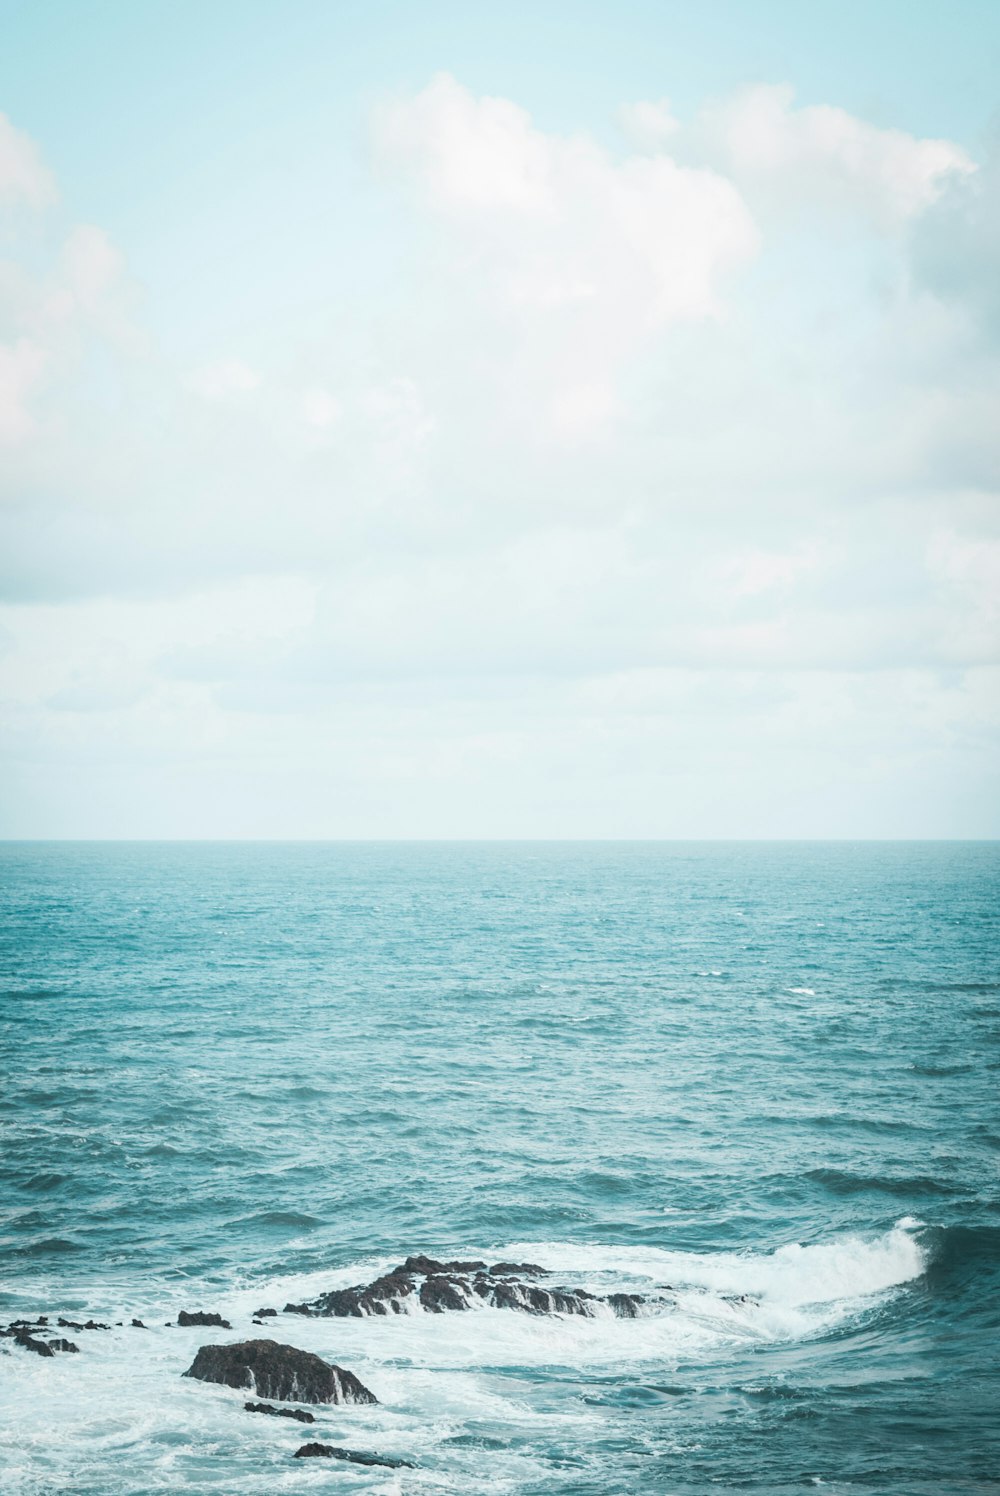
[0,76,996,836]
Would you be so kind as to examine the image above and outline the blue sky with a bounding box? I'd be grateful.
[0,1,998,836]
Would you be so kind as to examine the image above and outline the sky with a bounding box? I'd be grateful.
[0,0,998,838]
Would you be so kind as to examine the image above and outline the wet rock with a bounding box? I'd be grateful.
[283,1302,314,1316]
[395,1255,486,1276]
[294,1442,414,1468]
[607,1292,644,1318]
[47,1337,79,1353]
[254,1308,277,1318]
[56,1318,110,1331]
[245,1400,315,1423]
[419,1275,471,1313]
[13,1331,54,1356]
[298,1253,659,1321]
[131,1319,146,1328]
[313,1272,416,1318]
[183,1339,377,1404]
[177,1310,231,1329]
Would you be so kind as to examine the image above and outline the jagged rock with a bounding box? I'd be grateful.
[131,1319,146,1328]
[56,1318,110,1331]
[607,1293,644,1318]
[183,1339,377,1404]
[47,1338,79,1353]
[294,1443,414,1468]
[245,1400,315,1423]
[177,1310,231,1329]
[254,1308,277,1318]
[296,1254,655,1321]
[420,1275,472,1313]
[313,1272,416,1318]
[13,1331,54,1356]
[395,1255,486,1276]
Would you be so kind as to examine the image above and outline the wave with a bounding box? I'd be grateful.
[212,1221,929,1369]
[805,1167,961,1198]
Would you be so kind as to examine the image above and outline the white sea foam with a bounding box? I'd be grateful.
[0,1223,928,1494]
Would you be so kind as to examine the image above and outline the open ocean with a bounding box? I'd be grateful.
[1,840,998,1495]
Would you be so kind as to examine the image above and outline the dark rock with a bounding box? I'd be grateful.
[296,1252,663,1321]
[131,1319,146,1328]
[419,1275,471,1313]
[254,1308,277,1318]
[183,1339,377,1405]
[245,1400,315,1423]
[177,1310,232,1329]
[314,1272,416,1318]
[14,1331,54,1357]
[395,1255,486,1276]
[294,1443,414,1468]
[47,1338,79,1353]
[607,1292,645,1318]
[283,1302,314,1316]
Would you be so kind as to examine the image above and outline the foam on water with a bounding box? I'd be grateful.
[1,1223,931,1493]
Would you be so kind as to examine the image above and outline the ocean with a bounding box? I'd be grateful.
[1,841,997,1494]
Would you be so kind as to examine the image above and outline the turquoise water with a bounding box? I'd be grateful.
[1,841,998,1493]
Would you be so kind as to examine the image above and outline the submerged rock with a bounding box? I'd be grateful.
[294,1442,414,1468]
[244,1399,315,1423]
[183,1339,377,1405]
[177,1310,232,1329]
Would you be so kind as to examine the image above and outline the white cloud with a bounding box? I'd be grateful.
[687,83,973,226]
[0,337,46,443]
[373,73,759,342]
[0,112,56,209]
[187,357,262,399]
[0,85,997,835]
[301,387,342,428]
[619,98,679,153]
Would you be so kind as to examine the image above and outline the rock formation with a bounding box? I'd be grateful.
[294,1442,414,1467]
[292,1255,651,1320]
[183,1338,377,1404]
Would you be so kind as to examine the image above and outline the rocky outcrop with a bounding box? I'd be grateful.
[183,1339,377,1404]
[177,1310,231,1329]
[294,1443,414,1468]
[294,1256,657,1320]
[11,1330,54,1356]
[1,1319,80,1356]
[310,1271,417,1318]
[245,1400,315,1423]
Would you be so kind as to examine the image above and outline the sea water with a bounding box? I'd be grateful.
[0,841,997,1494]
